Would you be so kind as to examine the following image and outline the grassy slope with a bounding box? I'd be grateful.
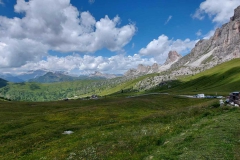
[100,59,240,97]
[100,73,159,96]
[0,94,239,159]
[0,73,159,101]
[156,58,240,95]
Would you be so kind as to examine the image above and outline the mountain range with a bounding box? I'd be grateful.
[124,50,182,77]
[1,6,240,88]
[0,69,49,83]
[125,6,240,78]
[0,69,121,83]
[28,71,121,83]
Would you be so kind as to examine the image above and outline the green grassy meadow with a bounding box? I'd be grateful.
[0,94,240,159]
[154,59,240,95]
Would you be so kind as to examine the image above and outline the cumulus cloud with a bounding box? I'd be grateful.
[0,39,48,67]
[164,15,172,25]
[139,35,197,63]
[4,54,155,75]
[193,0,240,24]
[0,0,136,67]
[196,30,202,36]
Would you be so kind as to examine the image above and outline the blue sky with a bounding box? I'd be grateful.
[0,0,239,75]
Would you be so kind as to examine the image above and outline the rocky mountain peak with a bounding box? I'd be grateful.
[151,63,159,71]
[91,71,103,76]
[164,51,182,65]
[171,5,240,74]
[137,64,149,73]
[124,63,161,77]
[231,6,240,21]
[89,71,118,79]
[125,6,240,78]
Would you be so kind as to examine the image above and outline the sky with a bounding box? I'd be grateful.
[0,0,240,75]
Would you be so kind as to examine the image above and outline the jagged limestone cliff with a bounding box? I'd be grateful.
[172,5,240,71]
[127,5,240,91]
[124,51,182,77]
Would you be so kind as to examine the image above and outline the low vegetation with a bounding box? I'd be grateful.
[1,94,239,159]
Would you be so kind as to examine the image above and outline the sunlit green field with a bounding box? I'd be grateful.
[1,94,239,159]
[154,58,240,96]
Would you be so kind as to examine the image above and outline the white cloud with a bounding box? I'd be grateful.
[131,43,135,49]
[89,0,95,4]
[139,35,197,63]
[0,0,3,5]
[193,0,240,24]
[196,30,202,36]
[3,54,155,75]
[0,0,136,67]
[0,34,197,74]
[192,9,204,20]
[0,38,48,67]
[164,15,172,25]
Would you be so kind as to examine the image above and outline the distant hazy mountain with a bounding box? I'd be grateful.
[0,68,121,83]
[29,72,79,83]
[29,71,121,83]
[0,78,8,88]
[0,74,24,83]
[17,69,49,81]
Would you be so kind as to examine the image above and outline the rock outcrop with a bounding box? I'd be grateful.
[172,5,240,73]
[231,6,240,21]
[89,71,118,79]
[124,51,181,77]
[124,63,161,77]
[125,5,240,85]
[164,51,182,65]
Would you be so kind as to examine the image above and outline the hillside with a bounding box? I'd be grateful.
[158,58,240,95]
[0,76,131,101]
[106,58,240,96]
[0,74,24,83]
[96,58,237,97]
